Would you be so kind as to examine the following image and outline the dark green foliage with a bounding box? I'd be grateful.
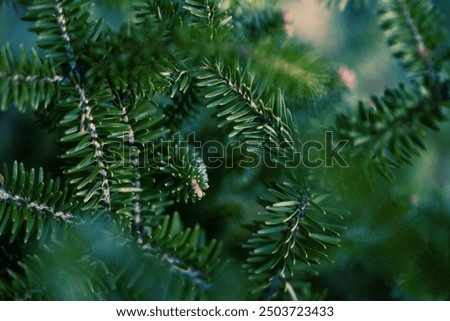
[58,83,118,211]
[244,180,343,300]
[20,218,214,300]
[0,0,224,299]
[182,0,232,42]
[107,96,170,221]
[23,0,99,71]
[323,0,371,10]
[337,78,449,180]
[0,162,75,244]
[233,6,285,41]
[160,69,202,128]
[336,0,450,181]
[0,0,29,8]
[0,45,63,111]
[0,0,449,301]
[87,18,173,97]
[197,60,297,164]
[159,144,210,203]
[0,162,75,300]
[379,0,446,74]
[232,2,336,101]
[143,212,221,294]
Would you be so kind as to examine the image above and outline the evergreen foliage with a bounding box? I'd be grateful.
[0,45,63,111]
[323,0,371,11]
[244,179,344,300]
[0,0,448,300]
[379,0,446,74]
[337,0,450,180]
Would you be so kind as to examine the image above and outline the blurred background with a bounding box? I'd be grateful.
[0,0,449,300]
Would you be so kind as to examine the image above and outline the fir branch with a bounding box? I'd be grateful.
[143,243,210,290]
[22,0,120,211]
[0,0,28,9]
[0,45,63,111]
[86,19,173,97]
[183,0,232,41]
[244,180,343,299]
[397,0,430,62]
[197,61,297,165]
[334,0,450,180]
[0,162,75,243]
[58,83,120,212]
[135,0,185,29]
[233,5,338,100]
[54,0,78,73]
[0,187,73,223]
[285,281,299,301]
[17,216,219,300]
[159,69,202,129]
[105,93,170,226]
[141,213,221,295]
[323,0,371,11]
[0,73,63,84]
[247,39,335,100]
[159,143,209,203]
[118,101,143,228]
[24,0,96,70]
[336,79,449,180]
